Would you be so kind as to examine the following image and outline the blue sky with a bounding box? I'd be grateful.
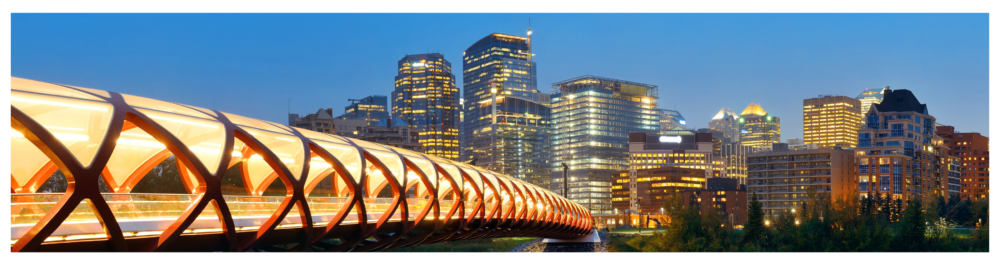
[12,13,989,139]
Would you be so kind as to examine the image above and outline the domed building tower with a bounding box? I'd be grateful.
[738,103,781,151]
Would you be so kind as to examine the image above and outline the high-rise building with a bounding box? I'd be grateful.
[709,108,740,143]
[936,125,989,200]
[657,109,686,133]
[803,95,862,149]
[462,31,551,188]
[738,103,781,151]
[342,95,389,126]
[856,87,888,124]
[393,53,460,160]
[550,76,659,215]
[855,89,954,204]
[747,147,857,218]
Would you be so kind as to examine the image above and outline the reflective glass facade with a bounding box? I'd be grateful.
[657,109,686,133]
[550,76,659,215]
[342,95,388,126]
[461,33,551,188]
[393,53,460,160]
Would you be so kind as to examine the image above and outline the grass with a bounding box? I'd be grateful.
[381,237,537,252]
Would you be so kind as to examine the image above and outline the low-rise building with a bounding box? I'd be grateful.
[289,108,337,134]
[679,178,748,228]
[357,116,423,152]
[747,147,856,218]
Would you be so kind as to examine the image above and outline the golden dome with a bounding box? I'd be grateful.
[740,103,768,117]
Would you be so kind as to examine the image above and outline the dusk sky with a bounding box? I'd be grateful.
[11,13,989,139]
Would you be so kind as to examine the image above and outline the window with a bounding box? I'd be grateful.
[859,158,869,174]
[893,158,902,194]
[879,158,890,174]
[880,176,890,191]
[858,133,871,147]
[891,124,904,137]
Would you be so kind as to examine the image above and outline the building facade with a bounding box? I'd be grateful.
[937,125,989,200]
[342,95,389,126]
[679,178,748,228]
[393,53,460,160]
[739,103,781,151]
[710,108,740,143]
[289,108,337,134]
[356,117,423,152]
[747,147,856,218]
[627,132,727,213]
[462,32,552,189]
[549,76,659,215]
[803,95,862,149]
[331,117,368,138]
[855,89,954,204]
[856,87,887,123]
[657,109,686,133]
[611,167,705,220]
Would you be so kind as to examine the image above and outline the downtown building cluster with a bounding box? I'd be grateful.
[288,29,987,228]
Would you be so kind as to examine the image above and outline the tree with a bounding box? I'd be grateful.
[743,192,766,245]
[897,199,927,251]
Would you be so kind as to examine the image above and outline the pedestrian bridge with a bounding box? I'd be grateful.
[9,77,593,252]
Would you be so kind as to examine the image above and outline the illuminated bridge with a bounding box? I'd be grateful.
[9,77,593,252]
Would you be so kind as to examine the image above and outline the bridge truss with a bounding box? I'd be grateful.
[9,77,593,252]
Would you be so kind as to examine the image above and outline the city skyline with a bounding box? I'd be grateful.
[11,13,989,141]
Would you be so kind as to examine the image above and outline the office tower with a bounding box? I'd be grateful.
[551,76,659,214]
[342,95,389,126]
[803,95,862,149]
[657,109,686,133]
[709,108,740,143]
[747,148,856,218]
[937,125,989,200]
[855,89,953,204]
[289,108,337,134]
[462,31,551,188]
[738,103,781,151]
[856,87,888,122]
[393,53,460,160]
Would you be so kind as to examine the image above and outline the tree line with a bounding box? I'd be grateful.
[609,190,988,252]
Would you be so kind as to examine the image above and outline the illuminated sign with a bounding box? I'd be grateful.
[659,136,682,143]
[679,120,686,125]
[741,129,748,134]
[411,62,425,67]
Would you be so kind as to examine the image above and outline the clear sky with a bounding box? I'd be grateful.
[12,13,989,139]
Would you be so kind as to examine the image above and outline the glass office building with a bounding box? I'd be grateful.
[657,109,686,133]
[393,53,460,160]
[739,103,781,151]
[462,32,552,188]
[342,95,388,126]
[856,86,888,118]
[709,108,740,143]
[550,75,659,215]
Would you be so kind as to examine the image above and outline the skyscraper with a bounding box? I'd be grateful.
[856,87,887,122]
[803,95,862,149]
[342,95,388,126]
[462,31,551,188]
[738,103,781,151]
[657,109,686,133]
[393,53,460,160]
[550,75,659,214]
[855,89,953,204]
[709,108,740,143]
